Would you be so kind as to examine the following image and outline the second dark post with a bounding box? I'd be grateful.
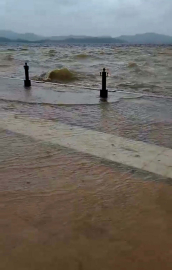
[100,68,108,98]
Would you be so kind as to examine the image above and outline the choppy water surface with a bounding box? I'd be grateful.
[0,43,172,96]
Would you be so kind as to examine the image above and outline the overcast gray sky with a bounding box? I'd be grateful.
[0,0,172,36]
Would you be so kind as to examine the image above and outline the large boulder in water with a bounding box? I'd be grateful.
[48,68,77,83]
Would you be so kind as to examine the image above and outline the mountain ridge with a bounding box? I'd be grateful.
[0,35,126,44]
[1,30,172,44]
[117,32,172,44]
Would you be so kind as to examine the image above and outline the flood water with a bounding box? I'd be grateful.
[0,43,172,270]
[1,43,172,97]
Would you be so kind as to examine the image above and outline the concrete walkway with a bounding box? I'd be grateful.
[1,127,172,270]
[0,77,142,105]
[0,114,172,179]
[1,112,172,269]
[1,79,172,269]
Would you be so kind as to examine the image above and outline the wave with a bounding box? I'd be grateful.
[48,49,56,57]
[3,54,14,61]
[127,62,155,75]
[32,73,47,81]
[75,54,91,59]
[33,68,78,83]
[159,49,172,56]
[47,68,78,82]
[43,49,56,57]
[74,53,101,61]
[128,62,138,68]
[0,64,11,68]
[7,49,16,51]
[19,48,28,51]
[117,82,161,92]
[134,66,155,76]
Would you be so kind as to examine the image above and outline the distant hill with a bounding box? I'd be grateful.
[38,37,126,44]
[117,33,172,44]
[0,30,44,41]
[0,37,12,42]
[1,30,172,44]
[64,37,125,43]
[0,35,126,44]
[0,31,113,42]
[0,36,32,43]
[50,35,92,41]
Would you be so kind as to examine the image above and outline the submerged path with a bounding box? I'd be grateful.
[0,77,142,105]
[0,78,172,270]
[0,114,172,179]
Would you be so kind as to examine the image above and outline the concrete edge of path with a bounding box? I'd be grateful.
[0,114,172,179]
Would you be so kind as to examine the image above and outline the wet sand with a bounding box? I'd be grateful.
[1,129,172,269]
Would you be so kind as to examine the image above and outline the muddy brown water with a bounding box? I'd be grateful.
[0,44,172,269]
[1,44,172,96]
[0,130,172,270]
